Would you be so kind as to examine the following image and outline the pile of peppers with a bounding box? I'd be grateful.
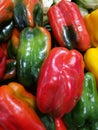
[0,0,98,129]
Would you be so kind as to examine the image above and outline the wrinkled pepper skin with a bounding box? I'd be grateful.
[0,0,14,23]
[84,9,98,47]
[84,47,98,86]
[0,48,6,80]
[37,47,84,118]
[47,0,90,51]
[17,27,51,88]
[14,0,43,30]
[70,72,98,128]
[0,82,46,130]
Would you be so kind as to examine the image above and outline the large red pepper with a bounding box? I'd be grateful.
[47,0,90,51]
[0,47,6,80]
[0,82,46,130]
[36,47,84,118]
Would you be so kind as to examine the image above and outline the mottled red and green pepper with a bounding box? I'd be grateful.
[14,0,43,30]
[47,0,90,51]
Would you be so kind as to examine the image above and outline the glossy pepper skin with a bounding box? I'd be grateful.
[84,9,98,47]
[0,82,46,130]
[54,118,67,130]
[63,73,98,130]
[47,0,90,51]
[84,47,98,86]
[0,48,6,80]
[37,47,84,118]
[0,20,14,42]
[64,72,98,129]
[0,0,14,42]
[14,0,43,30]
[17,27,51,88]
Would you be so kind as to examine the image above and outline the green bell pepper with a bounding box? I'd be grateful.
[72,72,98,127]
[16,26,51,89]
[63,72,98,129]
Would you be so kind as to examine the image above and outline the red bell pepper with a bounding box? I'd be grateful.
[0,82,46,130]
[47,0,90,51]
[0,47,6,80]
[37,47,84,118]
[54,118,67,130]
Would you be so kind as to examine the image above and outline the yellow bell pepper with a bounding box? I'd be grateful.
[84,47,98,86]
[84,9,98,47]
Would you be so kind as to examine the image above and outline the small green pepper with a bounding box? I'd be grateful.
[63,72,98,130]
[63,72,98,129]
[71,72,98,127]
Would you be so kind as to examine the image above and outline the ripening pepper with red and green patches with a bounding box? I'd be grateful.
[37,47,84,118]
[14,0,43,30]
[47,0,90,51]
